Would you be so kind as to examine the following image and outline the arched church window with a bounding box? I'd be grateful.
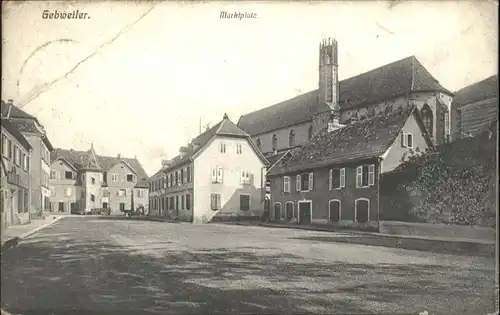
[421,104,433,136]
[272,134,277,151]
[308,126,313,140]
[256,138,261,151]
[289,130,295,147]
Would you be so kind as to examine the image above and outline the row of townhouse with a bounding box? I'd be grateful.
[49,146,149,214]
[1,100,54,230]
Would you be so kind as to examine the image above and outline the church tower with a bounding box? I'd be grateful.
[313,38,343,134]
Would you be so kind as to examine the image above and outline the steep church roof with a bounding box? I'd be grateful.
[453,74,498,109]
[238,56,451,136]
[268,105,429,176]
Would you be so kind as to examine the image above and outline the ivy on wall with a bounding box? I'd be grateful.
[381,127,497,227]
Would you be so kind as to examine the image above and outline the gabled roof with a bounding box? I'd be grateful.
[162,115,268,173]
[264,150,293,171]
[1,100,38,121]
[0,118,32,151]
[4,113,54,151]
[52,156,78,171]
[268,105,422,176]
[50,148,148,180]
[453,75,498,109]
[238,56,451,136]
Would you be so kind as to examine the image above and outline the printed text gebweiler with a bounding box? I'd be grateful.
[42,10,90,19]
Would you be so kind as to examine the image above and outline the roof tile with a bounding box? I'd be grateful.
[268,105,416,176]
[238,56,450,136]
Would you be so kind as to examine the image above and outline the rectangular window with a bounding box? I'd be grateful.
[187,166,192,182]
[175,171,179,185]
[329,168,345,190]
[65,171,73,179]
[211,167,224,183]
[299,172,313,191]
[21,153,25,169]
[220,143,226,153]
[211,193,222,210]
[50,186,56,197]
[175,195,179,210]
[401,133,413,148]
[240,169,250,184]
[90,194,95,202]
[112,174,118,182]
[240,194,250,211]
[236,144,242,154]
[65,187,73,197]
[180,169,184,184]
[91,177,96,185]
[7,139,12,159]
[127,174,134,182]
[1,134,7,157]
[283,176,291,193]
[117,189,126,197]
[181,195,185,210]
[50,170,57,179]
[186,194,191,210]
[356,164,375,188]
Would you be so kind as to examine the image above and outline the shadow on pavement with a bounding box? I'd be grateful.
[1,232,496,315]
[290,235,495,257]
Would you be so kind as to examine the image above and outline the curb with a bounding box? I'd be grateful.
[254,222,495,257]
[0,216,66,254]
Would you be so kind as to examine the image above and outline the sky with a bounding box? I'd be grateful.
[1,0,498,177]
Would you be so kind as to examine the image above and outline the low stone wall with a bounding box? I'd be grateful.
[379,221,496,241]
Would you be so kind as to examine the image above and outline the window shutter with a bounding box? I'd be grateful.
[340,168,346,188]
[309,172,314,190]
[407,134,413,148]
[296,175,301,191]
[356,166,362,188]
[400,133,405,147]
[218,167,224,183]
[368,164,375,186]
[328,169,333,190]
[211,168,217,182]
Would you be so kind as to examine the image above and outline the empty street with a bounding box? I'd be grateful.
[1,217,496,315]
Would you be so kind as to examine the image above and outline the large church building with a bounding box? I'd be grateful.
[237,39,455,156]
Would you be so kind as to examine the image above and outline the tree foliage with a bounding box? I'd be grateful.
[394,130,496,227]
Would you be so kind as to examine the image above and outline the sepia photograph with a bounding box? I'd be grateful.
[1,1,498,314]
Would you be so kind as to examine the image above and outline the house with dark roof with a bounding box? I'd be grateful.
[49,144,149,214]
[451,74,498,139]
[1,118,32,228]
[1,99,54,215]
[149,114,268,223]
[237,38,454,156]
[266,105,433,231]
